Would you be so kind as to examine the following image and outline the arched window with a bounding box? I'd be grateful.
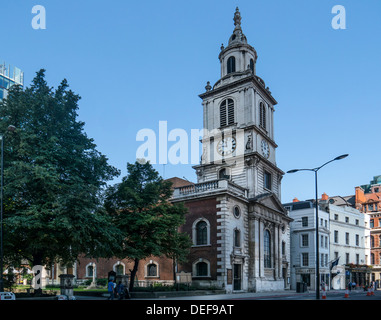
[147,263,158,277]
[259,102,266,129]
[227,56,236,74]
[86,265,94,278]
[220,99,235,127]
[113,262,125,275]
[249,59,254,73]
[234,229,241,247]
[196,262,208,276]
[219,168,230,180]
[196,221,208,245]
[264,230,272,268]
[115,264,124,275]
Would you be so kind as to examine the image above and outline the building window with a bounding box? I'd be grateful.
[233,206,241,218]
[227,56,236,74]
[302,253,309,267]
[370,219,374,228]
[196,221,208,245]
[282,241,286,255]
[334,230,339,243]
[196,262,208,276]
[219,168,230,180]
[193,260,209,277]
[371,236,374,248]
[234,229,241,247]
[115,264,124,275]
[356,219,359,226]
[356,254,360,265]
[345,217,349,223]
[264,230,272,268]
[302,217,308,227]
[86,264,95,278]
[147,263,158,277]
[346,253,349,264]
[345,232,349,245]
[356,234,359,246]
[301,234,309,247]
[220,99,234,127]
[334,214,338,221]
[249,59,254,73]
[264,171,272,190]
[259,102,266,129]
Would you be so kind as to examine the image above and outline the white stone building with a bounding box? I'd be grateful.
[321,201,371,289]
[284,201,330,291]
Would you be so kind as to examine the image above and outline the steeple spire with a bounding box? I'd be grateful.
[233,7,242,30]
[228,7,247,46]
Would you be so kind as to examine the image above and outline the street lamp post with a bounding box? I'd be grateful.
[287,154,348,300]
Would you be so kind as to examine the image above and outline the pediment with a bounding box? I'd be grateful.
[249,192,289,217]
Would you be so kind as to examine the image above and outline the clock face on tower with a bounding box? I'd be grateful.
[261,139,270,159]
[217,137,236,156]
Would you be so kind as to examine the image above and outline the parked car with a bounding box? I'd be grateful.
[0,292,16,300]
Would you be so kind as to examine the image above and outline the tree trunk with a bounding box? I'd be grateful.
[129,258,139,292]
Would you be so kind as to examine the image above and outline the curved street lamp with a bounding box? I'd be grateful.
[287,154,348,300]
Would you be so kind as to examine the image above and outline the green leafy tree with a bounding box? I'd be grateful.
[104,161,191,291]
[0,70,121,274]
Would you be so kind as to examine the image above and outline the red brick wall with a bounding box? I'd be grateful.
[178,197,218,280]
[76,255,174,281]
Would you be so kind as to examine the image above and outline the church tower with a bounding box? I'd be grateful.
[195,7,283,201]
[172,8,292,293]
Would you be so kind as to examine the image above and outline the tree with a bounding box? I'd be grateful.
[104,161,191,291]
[0,70,121,276]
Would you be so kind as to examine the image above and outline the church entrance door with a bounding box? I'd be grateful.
[233,264,242,291]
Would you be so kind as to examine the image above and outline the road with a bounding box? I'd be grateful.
[234,289,381,300]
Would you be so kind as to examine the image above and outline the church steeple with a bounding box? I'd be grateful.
[219,7,257,78]
[228,7,248,47]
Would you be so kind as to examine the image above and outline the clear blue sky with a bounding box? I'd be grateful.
[1,0,380,203]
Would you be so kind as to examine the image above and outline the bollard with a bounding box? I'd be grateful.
[322,288,327,299]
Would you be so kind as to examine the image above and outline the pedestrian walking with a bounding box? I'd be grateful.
[117,281,125,300]
[107,279,115,300]
[348,281,352,291]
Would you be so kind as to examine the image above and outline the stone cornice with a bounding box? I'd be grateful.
[199,73,277,106]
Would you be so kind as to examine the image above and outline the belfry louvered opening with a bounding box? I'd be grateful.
[220,99,235,127]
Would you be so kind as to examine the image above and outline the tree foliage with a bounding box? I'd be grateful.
[104,161,191,290]
[0,70,121,268]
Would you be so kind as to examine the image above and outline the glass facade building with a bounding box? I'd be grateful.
[0,61,24,100]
